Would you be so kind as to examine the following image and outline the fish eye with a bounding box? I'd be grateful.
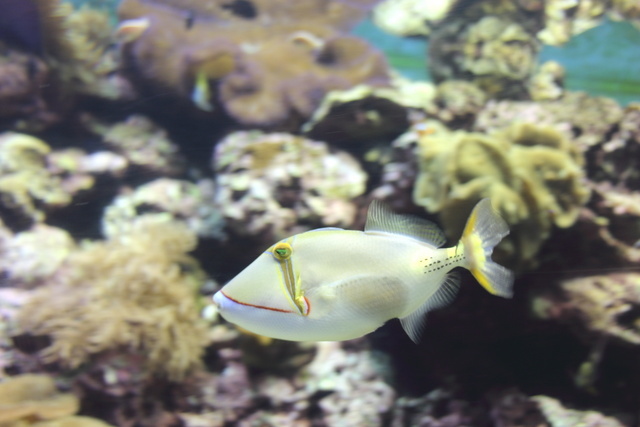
[272,242,292,260]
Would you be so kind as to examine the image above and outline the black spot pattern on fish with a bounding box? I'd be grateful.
[421,253,465,274]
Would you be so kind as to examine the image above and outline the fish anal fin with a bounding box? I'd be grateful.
[365,200,446,248]
[400,271,461,343]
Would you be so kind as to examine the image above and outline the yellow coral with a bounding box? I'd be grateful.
[0,133,71,228]
[413,121,590,266]
[16,221,208,381]
[0,374,115,426]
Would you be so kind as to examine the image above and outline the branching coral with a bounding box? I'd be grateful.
[212,131,366,242]
[16,221,209,381]
[412,121,590,266]
[117,0,390,126]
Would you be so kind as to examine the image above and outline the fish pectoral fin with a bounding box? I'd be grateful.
[400,271,461,344]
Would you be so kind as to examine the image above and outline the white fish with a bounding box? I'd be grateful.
[213,199,514,343]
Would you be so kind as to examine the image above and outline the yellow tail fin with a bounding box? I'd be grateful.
[460,199,514,298]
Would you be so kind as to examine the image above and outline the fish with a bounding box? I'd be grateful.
[213,199,514,343]
[191,70,214,112]
[115,17,150,44]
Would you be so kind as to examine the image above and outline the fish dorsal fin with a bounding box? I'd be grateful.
[399,272,461,343]
[308,227,344,233]
[365,200,446,248]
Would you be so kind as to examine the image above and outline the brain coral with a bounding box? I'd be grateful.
[16,221,209,381]
[117,0,390,126]
[212,131,367,242]
[412,121,590,266]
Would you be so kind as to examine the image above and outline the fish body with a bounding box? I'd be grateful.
[213,199,514,342]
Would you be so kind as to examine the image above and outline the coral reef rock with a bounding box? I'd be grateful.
[0,42,59,131]
[102,178,225,240]
[549,273,640,345]
[85,115,186,177]
[118,0,390,126]
[0,223,75,289]
[212,131,367,242]
[16,221,209,381]
[373,0,461,37]
[533,395,625,427]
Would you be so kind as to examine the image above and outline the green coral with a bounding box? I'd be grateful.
[412,121,590,266]
[16,221,208,381]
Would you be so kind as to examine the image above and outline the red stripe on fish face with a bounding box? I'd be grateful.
[220,290,294,313]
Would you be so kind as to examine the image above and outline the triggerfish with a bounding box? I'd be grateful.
[213,199,514,343]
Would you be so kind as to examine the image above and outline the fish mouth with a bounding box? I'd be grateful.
[214,290,294,314]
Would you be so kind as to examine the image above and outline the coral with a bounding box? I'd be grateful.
[588,103,640,190]
[117,0,390,126]
[179,339,395,426]
[411,121,590,266]
[536,273,640,345]
[85,115,186,177]
[102,178,225,240]
[533,395,625,427]
[372,0,460,37]
[0,374,77,424]
[428,15,540,98]
[432,80,489,125]
[16,221,209,381]
[302,76,429,148]
[212,131,366,242]
[0,133,71,231]
[529,60,565,101]
[0,43,60,131]
[0,373,115,426]
[0,224,75,288]
[0,289,30,381]
[475,91,625,150]
[301,341,396,426]
[537,0,608,45]
[56,6,134,101]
